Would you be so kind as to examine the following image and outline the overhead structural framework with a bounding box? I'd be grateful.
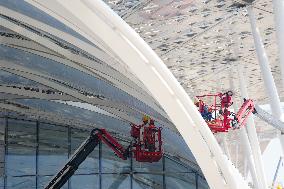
[25,0,252,188]
[248,5,284,158]
[273,0,284,91]
[230,74,260,189]
[272,0,284,157]
[237,64,267,189]
[247,6,283,121]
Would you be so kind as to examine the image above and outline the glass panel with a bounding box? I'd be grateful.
[133,160,162,173]
[6,176,36,189]
[71,175,99,189]
[0,178,3,189]
[7,119,36,176]
[0,118,4,178]
[102,174,130,189]
[132,180,151,189]
[101,141,130,173]
[0,69,40,87]
[198,175,209,189]
[162,131,195,162]
[165,156,193,173]
[14,99,130,135]
[71,128,99,174]
[165,173,196,189]
[38,123,68,175]
[0,44,162,120]
[0,0,93,44]
[133,174,163,189]
[38,176,68,189]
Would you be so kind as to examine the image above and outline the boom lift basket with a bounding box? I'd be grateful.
[195,91,255,133]
[131,123,163,162]
[196,92,234,133]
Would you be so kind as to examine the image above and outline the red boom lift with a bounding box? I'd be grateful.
[45,120,162,189]
[130,120,163,162]
[195,91,255,133]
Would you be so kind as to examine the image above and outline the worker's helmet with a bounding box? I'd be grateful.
[227,91,233,96]
[142,115,150,123]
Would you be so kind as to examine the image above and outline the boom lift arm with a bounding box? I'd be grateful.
[45,121,163,189]
[45,128,129,189]
[253,104,284,133]
[235,99,284,133]
[234,99,255,128]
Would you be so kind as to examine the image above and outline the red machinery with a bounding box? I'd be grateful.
[195,91,254,133]
[235,99,255,127]
[131,120,163,162]
[45,120,163,189]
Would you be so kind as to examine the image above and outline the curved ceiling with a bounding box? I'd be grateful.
[102,0,282,103]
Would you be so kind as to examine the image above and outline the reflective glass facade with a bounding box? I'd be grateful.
[0,116,209,189]
[0,1,211,188]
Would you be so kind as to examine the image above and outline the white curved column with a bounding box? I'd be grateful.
[247,6,283,120]
[273,0,284,91]
[238,64,268,189]
[230,74,260,188]
[248,6,283,188]
[42,0,251,188]
[222,134,231,160]
[272,0,284,156]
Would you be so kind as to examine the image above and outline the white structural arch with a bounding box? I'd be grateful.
[25,0,251,188]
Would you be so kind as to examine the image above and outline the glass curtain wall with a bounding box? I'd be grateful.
[0,116,209,189]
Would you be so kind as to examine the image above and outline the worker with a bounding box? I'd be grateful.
[145,119,156,152]
[131,115,149,139]
[201,105,213,121]
[194,99,205,115]
[222,109,232,130]
[230,113,239,129]
[149,119,155,128]
[207,109,213,121]
[221,91,233,108]
[194,97,206,113]
[194,97,200,107]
